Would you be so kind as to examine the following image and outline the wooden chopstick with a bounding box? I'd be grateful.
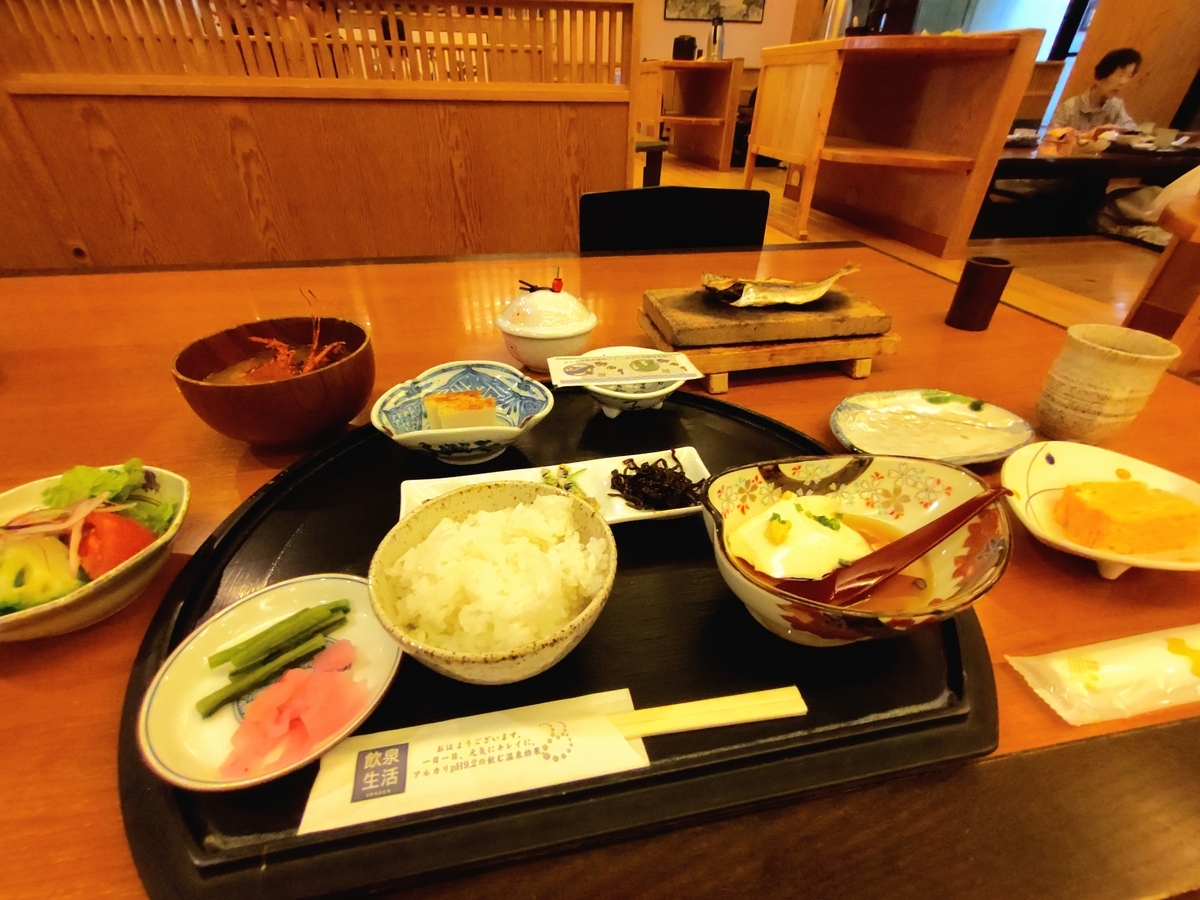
[607,686,807,740]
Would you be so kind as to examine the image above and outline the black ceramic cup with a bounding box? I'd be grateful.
[673,35,699,60]
[944,256,1014,331]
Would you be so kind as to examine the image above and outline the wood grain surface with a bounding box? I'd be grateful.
[0,0,640,271]
[1,92,627,269]
[2,243,1200,900]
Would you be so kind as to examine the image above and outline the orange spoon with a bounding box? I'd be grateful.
[768,485,1012,608]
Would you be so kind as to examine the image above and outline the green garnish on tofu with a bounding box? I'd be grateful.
[795,503,842,531]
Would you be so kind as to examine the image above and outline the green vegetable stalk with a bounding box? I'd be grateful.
[197,599,353,718]
[196,634,327,718]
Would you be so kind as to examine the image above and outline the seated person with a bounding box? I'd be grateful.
[1050,47,1142,133]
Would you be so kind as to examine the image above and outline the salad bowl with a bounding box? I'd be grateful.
[371,361,554,465]
[701,455,1011,646]
[0,465,190,641]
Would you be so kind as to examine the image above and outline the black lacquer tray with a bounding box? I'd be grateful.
[118,391,998,900]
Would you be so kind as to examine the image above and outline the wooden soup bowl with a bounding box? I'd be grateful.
[173,317,375,446]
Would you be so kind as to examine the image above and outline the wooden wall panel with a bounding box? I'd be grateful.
[2,95,628,270]
[789,0,826,43]
[1061,0,1200,127]
[0,90,91,270]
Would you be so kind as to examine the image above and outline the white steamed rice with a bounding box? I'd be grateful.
[385,494,610,654]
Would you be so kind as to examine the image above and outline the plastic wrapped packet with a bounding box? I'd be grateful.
[1007,624,1200,725]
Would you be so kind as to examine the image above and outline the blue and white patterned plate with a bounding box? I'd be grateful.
[371,361,554,465]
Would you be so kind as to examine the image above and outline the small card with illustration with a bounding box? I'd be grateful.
[547,352,703,387]
[297,690,648,835]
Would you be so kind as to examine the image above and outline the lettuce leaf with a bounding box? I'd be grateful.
[39,459,177,537]
[123,497,177,537]
[42,459,146,507]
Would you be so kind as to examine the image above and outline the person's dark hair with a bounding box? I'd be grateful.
[1095,48,1142,80]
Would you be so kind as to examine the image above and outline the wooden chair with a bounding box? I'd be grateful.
[743,40,844,240]
[578,187,769,252]
[634,61,665,142]
[1124,195,1200,380]
[1014,60,1065,127]
[633,62,668,186]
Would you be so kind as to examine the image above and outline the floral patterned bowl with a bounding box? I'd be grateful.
[701,455,1012,646]
[371,361,554,465]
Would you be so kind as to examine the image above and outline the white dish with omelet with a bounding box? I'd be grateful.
[1001,441,1200,580]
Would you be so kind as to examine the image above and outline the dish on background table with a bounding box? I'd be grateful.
[1005,130,1039,148]
[1001,441,1200,580]
[830,389,1034,466]
[399,447,711,524]
[0,465,189,642]
[138,574,402,791]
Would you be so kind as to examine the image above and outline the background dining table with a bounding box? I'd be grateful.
[3,241,1200,900]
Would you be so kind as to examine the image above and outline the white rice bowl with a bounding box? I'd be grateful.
[368,481,618,684]
[388,494,609,652]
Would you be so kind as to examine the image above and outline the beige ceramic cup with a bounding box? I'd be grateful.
[1035,324,1180,443]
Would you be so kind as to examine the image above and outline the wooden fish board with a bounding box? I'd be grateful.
[637,309,900,394]
[643,287,892,348]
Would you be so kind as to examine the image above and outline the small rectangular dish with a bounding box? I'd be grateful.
[398,447,711,524]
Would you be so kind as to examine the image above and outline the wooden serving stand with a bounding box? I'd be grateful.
[639,288,900,393]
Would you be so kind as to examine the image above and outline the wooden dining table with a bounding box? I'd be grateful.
[3,242,1200,900]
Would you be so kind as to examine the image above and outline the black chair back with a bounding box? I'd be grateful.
[579,186,770,253]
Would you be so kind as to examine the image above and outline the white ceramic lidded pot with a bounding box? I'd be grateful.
[496,286,597,373]
[1035,324,1180,443]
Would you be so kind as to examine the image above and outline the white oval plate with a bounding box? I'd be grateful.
[138,574,402,791]
[830,389,1034,466]
[399,447,711,524]
[0,465,189,642]
[1001,441,1200,580]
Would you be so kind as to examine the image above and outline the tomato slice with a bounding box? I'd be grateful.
[78,511,156,580]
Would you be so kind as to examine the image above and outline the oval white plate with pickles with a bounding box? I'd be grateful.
[138,574,402,792]
[399,447,711,525]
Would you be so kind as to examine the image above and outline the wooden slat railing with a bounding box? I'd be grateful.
[0,0,632,85]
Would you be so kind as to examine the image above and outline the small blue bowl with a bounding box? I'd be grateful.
[371,361,554,464]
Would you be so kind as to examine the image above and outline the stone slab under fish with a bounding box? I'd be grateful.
[643,285,892,348]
